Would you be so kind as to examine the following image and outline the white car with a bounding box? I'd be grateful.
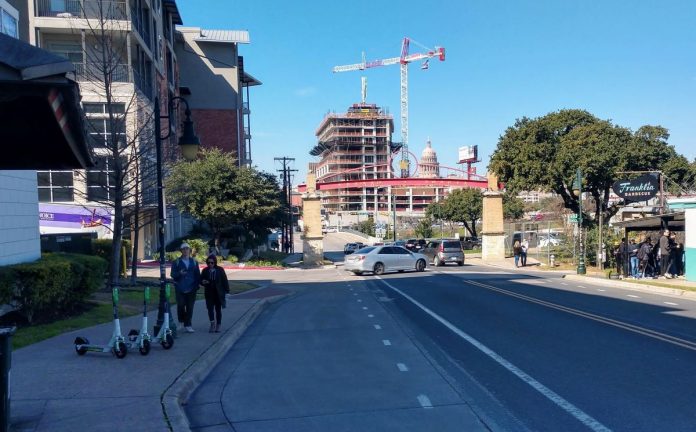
[344,245,428,276]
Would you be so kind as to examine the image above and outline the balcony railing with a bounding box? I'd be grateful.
[132,70,153,100]
[73,62,130,83]
[35,0,128,20]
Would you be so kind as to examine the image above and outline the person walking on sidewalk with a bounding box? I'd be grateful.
[171,243,201,332]
[520,238,529,267]
[201,254,229,333]
[659,230,673,278]
[513,239,522,268]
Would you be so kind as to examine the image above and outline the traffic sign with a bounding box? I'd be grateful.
[568,214,579,223]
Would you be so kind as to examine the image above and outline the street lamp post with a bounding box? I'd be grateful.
[153,96,200,335]
[573,168,586,275]
[391,187,396,241]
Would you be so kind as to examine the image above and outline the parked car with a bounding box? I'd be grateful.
[343,242,365,254]
[344,245,428,275]
[405,238,427,252]
[421,239,465,266]
[460,236,482,250]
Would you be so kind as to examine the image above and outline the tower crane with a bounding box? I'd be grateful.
[333,37,445,178]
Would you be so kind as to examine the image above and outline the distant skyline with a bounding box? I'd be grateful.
[177,1,696,184]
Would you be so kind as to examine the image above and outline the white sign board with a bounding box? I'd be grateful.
[458,145,478,163]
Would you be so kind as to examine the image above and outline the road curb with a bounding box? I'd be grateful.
[161,293,289,432]
[562,274,696,301]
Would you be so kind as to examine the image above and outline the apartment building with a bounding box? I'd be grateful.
[1,1,90,265]
[175,26,261,166]
[23,0,185,259]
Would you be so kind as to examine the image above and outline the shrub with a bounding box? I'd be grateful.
[185,238,210,258]
[0,254,107,324]
[165,251,181,262]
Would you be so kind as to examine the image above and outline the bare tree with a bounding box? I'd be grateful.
[66,0,159,283]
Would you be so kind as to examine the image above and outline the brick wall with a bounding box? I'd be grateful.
[0,170,40,265]
[190,109,240,159]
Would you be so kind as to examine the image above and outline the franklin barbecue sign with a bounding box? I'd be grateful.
[612,174,659,202]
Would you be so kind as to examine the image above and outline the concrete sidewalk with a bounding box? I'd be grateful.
[9,286,289,432]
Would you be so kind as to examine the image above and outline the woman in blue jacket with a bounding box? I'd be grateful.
[170,243,201,332]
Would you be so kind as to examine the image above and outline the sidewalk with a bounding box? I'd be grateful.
[10,285,290,432]
[471,255,696,300]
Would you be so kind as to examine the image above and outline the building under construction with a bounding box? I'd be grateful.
[303,101,489,228]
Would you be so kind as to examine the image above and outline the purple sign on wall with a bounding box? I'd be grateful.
[39,204,113,230]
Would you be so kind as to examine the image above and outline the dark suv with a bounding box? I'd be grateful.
[344,242,365,254]
[405,238,427,252]
[421,239,465,266]
[461,237,482,250]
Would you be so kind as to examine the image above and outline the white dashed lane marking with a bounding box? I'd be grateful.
[374,324,382,330]
[397,363,409,372]
[417,394,433,409]
[362,306,368,310]
[382,339,391,346]
[368,314,374,318]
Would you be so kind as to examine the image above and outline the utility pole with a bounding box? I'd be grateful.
[275,157,297,253]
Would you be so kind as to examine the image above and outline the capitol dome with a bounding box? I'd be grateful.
[418,138,440,178]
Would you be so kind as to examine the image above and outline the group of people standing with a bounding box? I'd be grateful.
[513,238,529,268]
[615,230,684,279]
[170,242,230,333]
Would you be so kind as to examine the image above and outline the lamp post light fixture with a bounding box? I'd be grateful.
[153,96,200,335]
[572,168,586,275]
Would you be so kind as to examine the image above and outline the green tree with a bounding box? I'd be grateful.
[503,192,525,221]
[442,188,483,237]
[415,218,434,239]
[166,148,282,247]
[353,219,375,237]
[490,109,690,225]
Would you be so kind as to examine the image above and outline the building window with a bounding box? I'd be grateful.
[37,171,74,202]
[48,42,83,64]
[83,103,126,149]
[0,1,18,38]
[87,156,117,202]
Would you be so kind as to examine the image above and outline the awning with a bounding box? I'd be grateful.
[613,212,685,232]
[0,33,92,170]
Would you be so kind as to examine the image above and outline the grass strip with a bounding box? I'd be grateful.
[12,279,257,349]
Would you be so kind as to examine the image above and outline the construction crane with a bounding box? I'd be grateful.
[333,37,445,177]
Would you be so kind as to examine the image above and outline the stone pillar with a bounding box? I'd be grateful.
[302,172,324,266]
[482,173,506,261]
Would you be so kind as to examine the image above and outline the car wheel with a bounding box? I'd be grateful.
[416,259,426,272]
[458,261,464,266]
[354,271,363,276]
[373,262,385,275]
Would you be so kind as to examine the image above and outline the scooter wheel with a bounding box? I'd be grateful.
[74,337,89,355]
[161,334,174,350]
[114,341,128,359]
[139,339,151,356]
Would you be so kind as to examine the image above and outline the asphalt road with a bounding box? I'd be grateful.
[187,263,696,431]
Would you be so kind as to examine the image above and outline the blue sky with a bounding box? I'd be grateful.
[177,1,696,184]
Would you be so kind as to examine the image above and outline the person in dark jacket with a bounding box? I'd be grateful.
[200,254,230,333]
[637,237,653,278]
[170,243,201,332]
[659,230,672,278]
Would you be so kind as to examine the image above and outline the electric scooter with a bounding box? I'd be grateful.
[151,281,175,349]
[126,285,152,355]
[74,284,128,359]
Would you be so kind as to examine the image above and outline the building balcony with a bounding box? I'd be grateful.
[73,62,130,82]
[35,0,128,20]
